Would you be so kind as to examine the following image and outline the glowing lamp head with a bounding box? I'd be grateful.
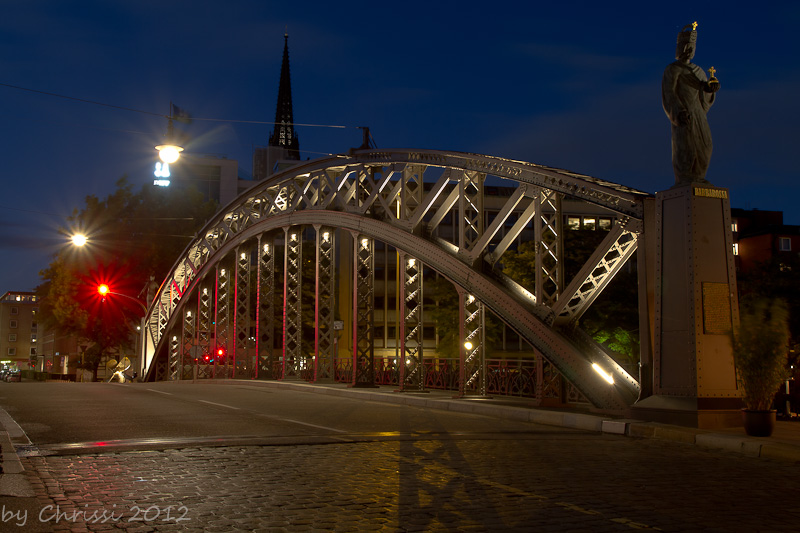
[71,234,87,247]
[464,341,473,351]
[98,284,110,296]
[155,144,184,164]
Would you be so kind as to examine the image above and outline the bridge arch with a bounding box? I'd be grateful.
[142,149,652,412]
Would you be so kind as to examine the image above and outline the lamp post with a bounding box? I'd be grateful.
[98,284,148,381]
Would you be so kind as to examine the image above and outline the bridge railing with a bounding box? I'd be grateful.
[330,356,590,405]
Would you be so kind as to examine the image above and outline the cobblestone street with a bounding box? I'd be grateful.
[10,432,800,532]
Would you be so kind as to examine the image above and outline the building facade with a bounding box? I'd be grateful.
[0,291,39,371]
[731,208,800,273]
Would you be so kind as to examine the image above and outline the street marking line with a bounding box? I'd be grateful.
[197,400,241,410]
[260,414,347,434]
[274,417,348,433]
[146,389,173,395]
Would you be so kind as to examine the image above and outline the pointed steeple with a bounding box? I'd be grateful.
[268,33,300,160]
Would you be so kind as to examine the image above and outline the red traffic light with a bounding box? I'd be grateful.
[98,284,110,296]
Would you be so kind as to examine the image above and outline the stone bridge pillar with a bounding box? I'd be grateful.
[633,183,740,428]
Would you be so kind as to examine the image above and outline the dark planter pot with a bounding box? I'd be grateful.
[742,409,777,437]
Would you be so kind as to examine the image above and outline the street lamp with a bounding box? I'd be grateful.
[71,233,87,247]
[97,284,148,382]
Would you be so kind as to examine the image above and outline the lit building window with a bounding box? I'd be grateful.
[598,218,612,231]
[779,237,791,251]
[31,334,36,343]
[731,221,738,232]
[732,243,739,256]
[583,217,596,230]
[567,217,580,230]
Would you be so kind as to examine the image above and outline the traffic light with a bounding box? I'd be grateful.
[98,284,110,296]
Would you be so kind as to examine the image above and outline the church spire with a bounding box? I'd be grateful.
[269,33,300,160]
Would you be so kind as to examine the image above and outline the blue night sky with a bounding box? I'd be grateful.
[1,1,798,291]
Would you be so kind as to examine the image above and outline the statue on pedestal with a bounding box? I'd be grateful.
[662,22,720,185]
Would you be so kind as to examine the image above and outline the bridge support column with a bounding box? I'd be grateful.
[282,227,304,380]
[396,252,425,392]
[314,226,336,382]
[351,232,377,388]
[632,184,740,428]
[455,288,488,398]
[197,286,212,379]
[234,245,252,379]
[256,235,276,379]
[214,263,231,379]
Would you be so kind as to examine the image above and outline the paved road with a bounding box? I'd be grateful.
[0,381,798,531]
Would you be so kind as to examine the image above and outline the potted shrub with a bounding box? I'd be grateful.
[733,298,790,437]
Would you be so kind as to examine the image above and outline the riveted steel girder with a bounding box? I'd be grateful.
[215,263,231,379]
[314,225,335,382]
[168,332,180,381]
[181,307,195,380]
[457,288,487,397]
[282,227,303,379]
[234,244,251,378]
[397,252,424,392]
[256,234,276,379]
[196,285,212,379]
[552,222,639,325]
[352,232,375,387]
[145,149,652,410]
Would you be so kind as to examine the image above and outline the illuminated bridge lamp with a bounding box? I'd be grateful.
[71,233,87,247]
[591,363,615,385]
[464,341,473,351]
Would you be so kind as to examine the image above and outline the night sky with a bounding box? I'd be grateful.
[2,1,798,291]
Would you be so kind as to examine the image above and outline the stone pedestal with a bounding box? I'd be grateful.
[632,184,741,428]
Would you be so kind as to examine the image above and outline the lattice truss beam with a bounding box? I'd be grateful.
[458,289,487,397]
[283,228,303,379]
[196,286,212,379]
[143,150,650,409]
[234,245,251,378]
[352,233,375,387]
[398,253,424,391]
[314,226,335,381]
[257,234,275,379]
[146,152,647,354]
[215,264,231,379]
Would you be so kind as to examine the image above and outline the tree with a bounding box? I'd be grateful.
[38,178,217,379]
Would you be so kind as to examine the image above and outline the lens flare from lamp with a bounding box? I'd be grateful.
[156,144,184,164]
[71,234,87,247]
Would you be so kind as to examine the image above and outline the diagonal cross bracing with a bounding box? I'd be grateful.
[143,149,650,410]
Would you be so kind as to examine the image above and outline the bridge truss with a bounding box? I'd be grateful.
[143,149,652,412]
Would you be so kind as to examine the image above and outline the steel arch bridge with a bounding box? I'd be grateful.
[142,149,653,412]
